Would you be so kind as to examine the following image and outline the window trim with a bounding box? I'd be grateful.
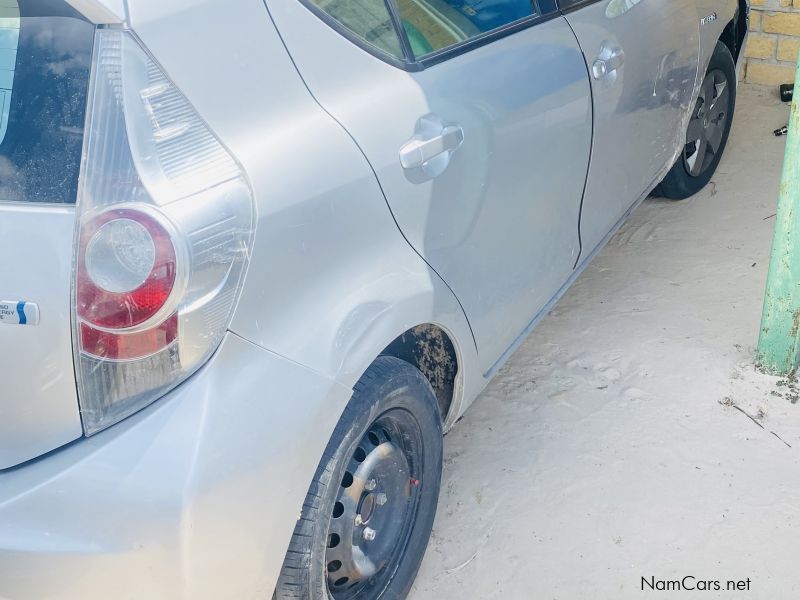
[556,0,602,14]
[414,10,561,68]
[296,0,418,69]
[295,0,561,71]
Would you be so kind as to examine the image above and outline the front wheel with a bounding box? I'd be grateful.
[274,356,443,600]
[657,41,736,200]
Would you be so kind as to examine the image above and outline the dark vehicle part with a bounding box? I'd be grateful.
[657,41,736,200]
[274,357,443,600]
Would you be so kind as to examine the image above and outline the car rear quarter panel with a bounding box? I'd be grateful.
[125,0,483,424]
[0,334,353,600]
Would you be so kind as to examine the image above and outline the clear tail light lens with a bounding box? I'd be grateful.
[73,29,254,435]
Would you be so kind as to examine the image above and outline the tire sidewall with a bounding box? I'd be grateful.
[686,42,737,184]
[660,41,737,199]
[304,357,443,600]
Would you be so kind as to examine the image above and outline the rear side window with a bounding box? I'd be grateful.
[304,0,541,62]
[308,0,404,58]
[397,0,538,56]
[0,1,94,204]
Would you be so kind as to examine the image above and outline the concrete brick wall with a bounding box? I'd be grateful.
[745,1,800,85]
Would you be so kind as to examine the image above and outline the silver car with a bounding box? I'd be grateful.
[0,0,747,597]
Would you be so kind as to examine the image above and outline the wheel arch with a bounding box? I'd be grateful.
[719,0,748,63]
[380,324,460,425]
[330,279,480,431]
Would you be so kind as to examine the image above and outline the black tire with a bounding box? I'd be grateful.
[274,356,443,600]
[657,41,736,200]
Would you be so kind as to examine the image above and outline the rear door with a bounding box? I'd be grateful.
[561,0,700,256]
[0,1,94,468]
[267,0,593,372]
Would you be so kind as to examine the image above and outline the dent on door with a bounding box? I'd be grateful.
[567,0,700,258]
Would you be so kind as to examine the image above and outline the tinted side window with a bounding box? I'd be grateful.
[308,0,404,58]
[396,0,538,57]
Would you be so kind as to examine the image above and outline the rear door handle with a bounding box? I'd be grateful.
[592,44,625,79]
[399,125,464,169]
[399,115,464,181]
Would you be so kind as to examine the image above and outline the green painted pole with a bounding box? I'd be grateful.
[756,55,800,376]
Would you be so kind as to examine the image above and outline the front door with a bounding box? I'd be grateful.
[562,0,701,255]
[267,0,593,372]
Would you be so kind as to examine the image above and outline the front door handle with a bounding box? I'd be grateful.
[399,115,464,181]
[592,44,625,79]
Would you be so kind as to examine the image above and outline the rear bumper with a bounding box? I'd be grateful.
[0,333,352,599]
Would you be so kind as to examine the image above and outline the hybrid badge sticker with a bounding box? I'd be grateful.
[0,300,40,325]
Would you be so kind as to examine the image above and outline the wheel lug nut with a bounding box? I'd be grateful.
[375,493,387,506]
[365,479,377,491]
[363,527,376,541]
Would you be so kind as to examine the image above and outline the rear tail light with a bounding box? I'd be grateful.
[78,208,179,333]
[73,29,254,435]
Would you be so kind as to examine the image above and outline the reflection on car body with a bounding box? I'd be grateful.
[0,0,749,598]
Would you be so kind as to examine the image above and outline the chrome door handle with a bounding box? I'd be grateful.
[399,115,464,181]
[592,44,625,79]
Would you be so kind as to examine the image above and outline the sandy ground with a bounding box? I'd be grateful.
[409,84,800,600]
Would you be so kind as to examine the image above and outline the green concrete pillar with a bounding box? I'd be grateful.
[756,58,800,376]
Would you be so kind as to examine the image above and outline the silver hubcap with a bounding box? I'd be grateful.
[684,68,729,178]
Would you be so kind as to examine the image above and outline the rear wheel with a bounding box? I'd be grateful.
[657,41,736,200]
[274,356,443,600]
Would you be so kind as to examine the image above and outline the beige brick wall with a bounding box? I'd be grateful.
[745,1,800,85]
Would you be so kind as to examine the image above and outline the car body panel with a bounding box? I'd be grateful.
[0,333,352,599]
[0,204,83,469]
[0,3,95,469]
[123,0,484,425]
[696,0,742,72]
[65,0,124,22]
[563,0,701,257]
[265,1,592,373]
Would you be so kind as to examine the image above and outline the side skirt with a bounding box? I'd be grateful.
[483,190,651,380]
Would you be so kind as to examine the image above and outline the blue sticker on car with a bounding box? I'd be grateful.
[0,300,39,325]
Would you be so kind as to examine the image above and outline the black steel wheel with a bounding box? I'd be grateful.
[324,410,423,598]
[274,357,443,600]
[657,41,736,200]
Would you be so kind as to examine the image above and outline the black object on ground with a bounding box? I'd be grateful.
[781,83,794,103]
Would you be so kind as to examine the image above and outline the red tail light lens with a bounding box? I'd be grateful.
[80,314,178,360]
[77,208,177,330]
[76,208,181,360]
